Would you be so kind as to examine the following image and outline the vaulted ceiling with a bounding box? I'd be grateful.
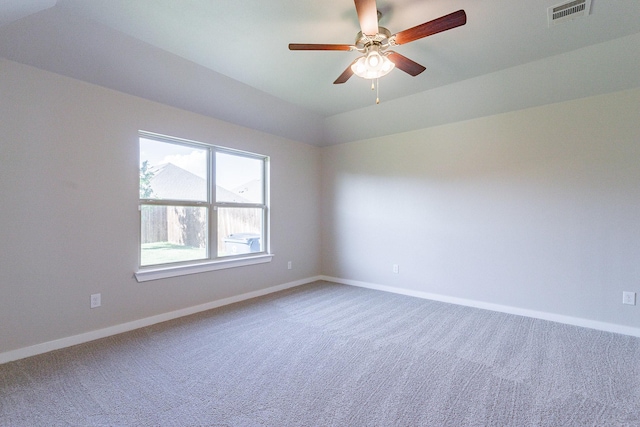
[1,0,639,146]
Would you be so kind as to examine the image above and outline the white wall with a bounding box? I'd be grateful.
[321,88,640,332]
[0,59,321,355]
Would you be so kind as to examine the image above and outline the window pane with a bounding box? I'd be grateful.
[216,152,263,203]
[140,138,208,202]
[217,207,263,256]
[141,205,208,266]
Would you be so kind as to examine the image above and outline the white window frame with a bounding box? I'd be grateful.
[135,131,272,282]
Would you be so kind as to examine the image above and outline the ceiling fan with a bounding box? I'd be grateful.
[289,0,467,85]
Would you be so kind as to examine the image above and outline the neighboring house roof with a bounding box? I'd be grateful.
[232,179,263,204]
[151,163,206,201]
[150,163,250,203]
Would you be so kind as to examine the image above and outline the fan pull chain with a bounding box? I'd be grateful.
[369,80,381,105]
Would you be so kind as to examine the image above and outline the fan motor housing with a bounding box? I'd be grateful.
[355,26,392,50]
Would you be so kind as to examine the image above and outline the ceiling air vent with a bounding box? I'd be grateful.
[548,0,591,26]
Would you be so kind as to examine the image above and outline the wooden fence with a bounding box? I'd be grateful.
[141,205,167,243]
[141,205,261,252]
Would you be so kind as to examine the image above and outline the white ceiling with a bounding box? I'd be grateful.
[1,0,639,146]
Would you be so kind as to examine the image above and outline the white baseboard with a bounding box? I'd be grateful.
[320,275,640,338]
[0,276,321,365]
[5,274,637,364]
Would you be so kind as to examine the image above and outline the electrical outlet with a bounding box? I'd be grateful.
[287,261,292,270]
[392,264,399,274]
[90,293,101,309]
[622,291,636,306]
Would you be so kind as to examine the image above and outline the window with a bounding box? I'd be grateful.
[136,132,270,280]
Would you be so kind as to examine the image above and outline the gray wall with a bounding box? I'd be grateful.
[0,59,321,355]
[321,88,640,330]
[2,55,640,358]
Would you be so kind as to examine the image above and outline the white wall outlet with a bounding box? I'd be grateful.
[622,291,636,305]
[287,261,292,270]
[90,293,101,309]
[392,264,399,274]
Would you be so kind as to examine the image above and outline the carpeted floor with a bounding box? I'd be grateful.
[1,280,640,426]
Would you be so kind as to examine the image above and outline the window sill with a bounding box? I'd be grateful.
[134,254,274,282]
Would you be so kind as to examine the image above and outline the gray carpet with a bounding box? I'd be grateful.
[1,281,640,426]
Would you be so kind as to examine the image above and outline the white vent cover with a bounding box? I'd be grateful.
[548,0,592,26]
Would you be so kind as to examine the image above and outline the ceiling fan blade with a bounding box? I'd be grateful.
[334,60,358,84]
[289,43,353,51]
[354,0,379,36]
[387,52,426,76]
[393,10,466,45]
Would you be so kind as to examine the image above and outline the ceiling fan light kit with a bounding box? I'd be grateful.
[289,0,467,102]
[351,45,395,79]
